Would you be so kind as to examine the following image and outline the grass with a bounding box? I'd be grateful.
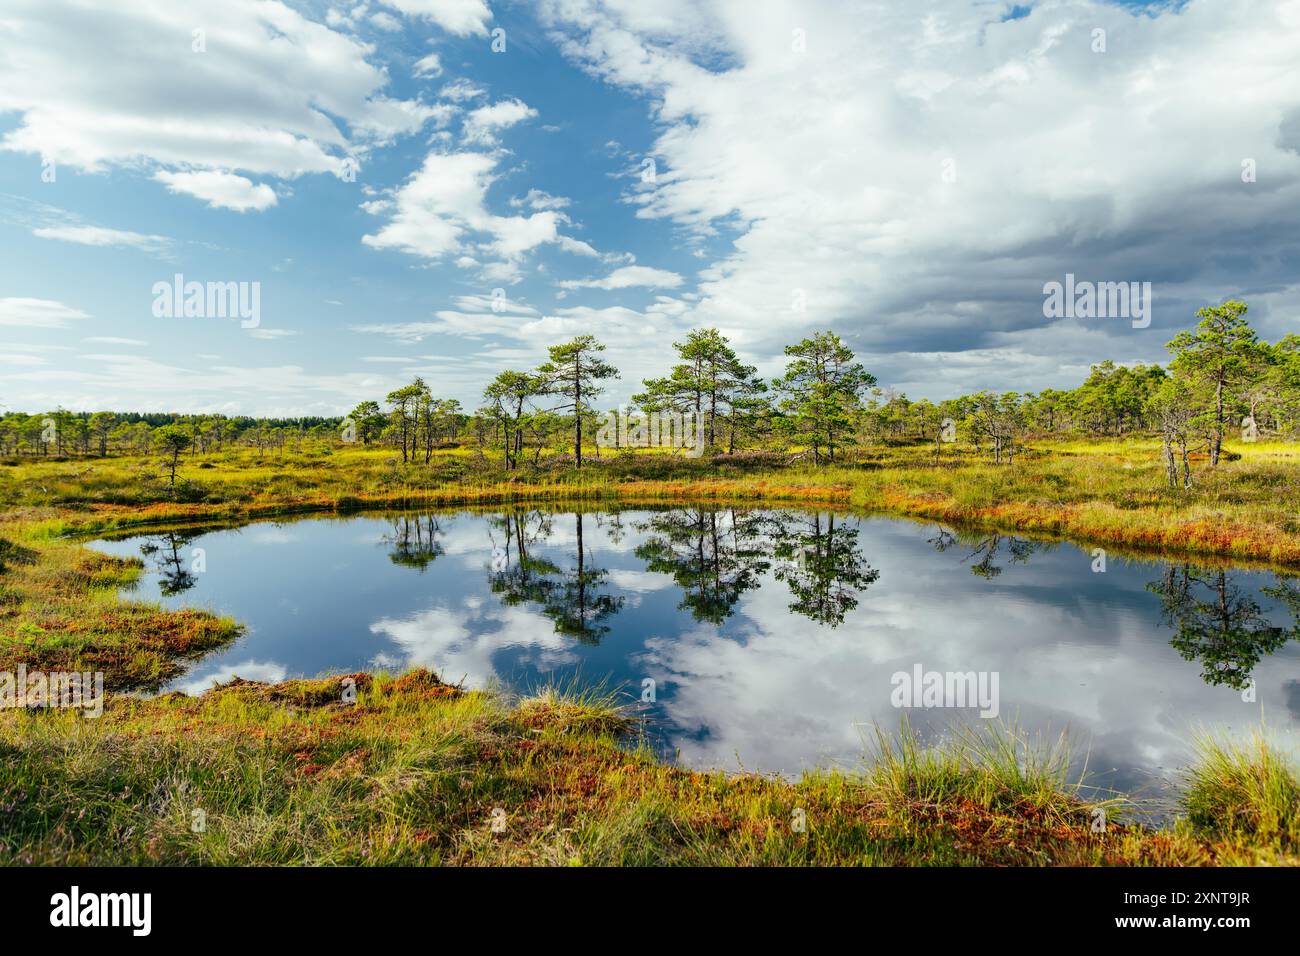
[1,436,1298,865]
[0,670,1293,865]
[4,436,1299,568]
[1183,731,1300,855]
[0,514,239,690]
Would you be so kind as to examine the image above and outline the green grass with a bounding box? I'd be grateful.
[1,670,1293,866]
[0,516,239,690]
[5,435,1300,568]
[1182,731,1300,854]
[2,437,1299,865]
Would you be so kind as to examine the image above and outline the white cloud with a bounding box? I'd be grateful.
[560,264,683,290]
[352,294,541,341]
[32,224,171,254]
[462,98,538,145]
[0,353,402,416]
[247,328,300,340]
[378,0,493,36]
[154,170,279,212]
[361,148,588,276]
[82,337,148,346]
[413,52,443,78]
[440,79,488,101]
[0,0,441,207]
[361,152,494,260]
[511,188,570,211]
[0,345,72,372]
[541,0,1300,390]
[0,298,90,328]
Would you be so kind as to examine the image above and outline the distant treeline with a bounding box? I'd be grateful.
[3,300,1295,486]
[0,410,345,458]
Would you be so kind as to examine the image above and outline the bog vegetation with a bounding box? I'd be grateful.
[2,301,1294,494]
[2,297,1299,867]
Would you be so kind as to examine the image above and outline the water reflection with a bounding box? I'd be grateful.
[927,527,1051,578]
[768,511,879,626]
[89,506,1300,789]
[489,511,623,644]
[634,508,768,624]
[1148,564,1297,690]
[383,514,446,570]
[138,530,202,596]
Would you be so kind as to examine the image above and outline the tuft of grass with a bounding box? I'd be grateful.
[864,719,1120,825]
[512,676,634,739]
[1182,731,1300,852]
[0,670,1281,866]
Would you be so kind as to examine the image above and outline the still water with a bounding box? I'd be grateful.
[89,507,1300,797]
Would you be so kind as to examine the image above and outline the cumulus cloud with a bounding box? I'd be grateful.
[511,188,570,211]
[540,0,1300,394]
[377,0,493,36]
[369,11,402,32]
[361,147,593,278]
[0,0,442,207]
[440,79,489,101]
[154,170,279,212]
[462,99,538,145]
[559,265,683,290]
[413,52,443,78]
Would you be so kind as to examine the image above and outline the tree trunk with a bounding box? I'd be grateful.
[1211,373,1224,466]
[574,370,583,470]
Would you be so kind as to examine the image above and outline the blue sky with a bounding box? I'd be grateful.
[1,0,1297,416]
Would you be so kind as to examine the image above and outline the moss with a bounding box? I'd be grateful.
[0,669,1291,866]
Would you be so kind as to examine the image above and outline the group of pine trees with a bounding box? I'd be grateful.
[0,410,339,460]
[4,300,1296,488]
[440,329,877,469]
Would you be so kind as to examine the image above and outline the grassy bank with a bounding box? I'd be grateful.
[0,510,239,689]
[1,669,1295,866]
[1,438,1298,866]
[4,436,1299,569]
[3,436,1294,687]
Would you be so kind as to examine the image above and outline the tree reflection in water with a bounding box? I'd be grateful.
[488,510,623,644]
[926,527,1299,690]
[1148,564,1297,690]
[383,514,446,570]
[926,525,1047,578]
[634,508,769,624]
[767,511,879,627]
[485,506,879,636]
[472,509,1300,688]
[138,530,202,596]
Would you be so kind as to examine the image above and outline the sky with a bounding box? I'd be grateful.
[1,0,1298,418]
